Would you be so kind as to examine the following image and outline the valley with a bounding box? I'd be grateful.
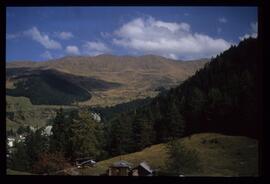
[6,38,261,176]
[6,55,207,131]
[6,6,261,177]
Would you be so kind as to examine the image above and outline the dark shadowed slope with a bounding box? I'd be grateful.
[6,68,121,105]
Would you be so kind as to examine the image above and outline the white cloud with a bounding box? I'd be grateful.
[41,51,53,60]
[66,45,80,55]
[239,21,258,41]
[218,17,227,23]
[113,17,231,60]
[55,31,74,40]
[100,32,111,38]
[24,27,62,49]
[154,20,190,32]
[250,22,258,38]
[82,41,111,56]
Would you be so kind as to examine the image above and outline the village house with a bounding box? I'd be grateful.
[17,134,26,142]
[91,112,101,122]
[107,160,133,176]
[106,160,154,176]
[75,158,96,168]
[42,125,52,136]
[131,161,154,176]
[7,137,15,148]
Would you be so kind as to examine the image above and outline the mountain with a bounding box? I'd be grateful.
[6,55,208,106]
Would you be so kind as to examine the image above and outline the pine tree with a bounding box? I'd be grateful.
[9,141,31,171]
[166,101,185,139]
[68,108,103,160]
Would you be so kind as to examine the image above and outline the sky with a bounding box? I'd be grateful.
[6,6,258,62]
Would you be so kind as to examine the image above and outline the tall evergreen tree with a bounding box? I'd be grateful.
[50,108,67,153]
[68,108,103,160]
[166,101,185,139]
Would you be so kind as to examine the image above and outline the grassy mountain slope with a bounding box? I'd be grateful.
[7,55,208,106]
[79,133,258,176]
[7,133,258,176]
[6,96,77,131]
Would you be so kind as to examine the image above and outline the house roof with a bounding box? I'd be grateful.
[111,160,132,168]
[80,160,96,165]
[138,161,153,173]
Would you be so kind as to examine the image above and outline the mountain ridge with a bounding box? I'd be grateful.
[6,55,208,107]
[6,54,209,64]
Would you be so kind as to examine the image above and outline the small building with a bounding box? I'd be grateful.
[7,137,15,147]
[18,134,26,142]
[107,160,132,176]
[131,161,153,176]
[91,112,101,122]
[42,125,52,136]
[75,158,96,168]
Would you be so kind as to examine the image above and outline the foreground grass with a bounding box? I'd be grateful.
[79,133,258,176]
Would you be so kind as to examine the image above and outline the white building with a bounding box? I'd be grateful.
[17,135,26,142]
[7,137,15,147]
[42,125,53,136]
[91,112,101,122]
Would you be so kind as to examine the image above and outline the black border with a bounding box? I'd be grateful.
[1,0,267,183]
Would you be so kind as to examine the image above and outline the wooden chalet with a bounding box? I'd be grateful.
[131,161,153,176]
[106,160,154,176]
[75,158,96,168]
[107,160,132,176]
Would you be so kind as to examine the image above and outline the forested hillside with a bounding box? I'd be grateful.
[106,38,261,156]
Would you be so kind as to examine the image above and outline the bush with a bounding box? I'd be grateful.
[32,152,71,174]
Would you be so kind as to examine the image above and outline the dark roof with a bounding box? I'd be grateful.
[111,160,132,168]
[80,160,96,165]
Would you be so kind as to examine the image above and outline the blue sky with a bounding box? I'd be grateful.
[6,7,258,61]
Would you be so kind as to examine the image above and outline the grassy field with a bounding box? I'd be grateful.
[6,96,77,131]
[78,133,259,176]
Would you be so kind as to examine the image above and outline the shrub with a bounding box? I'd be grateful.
[32,152,71,174]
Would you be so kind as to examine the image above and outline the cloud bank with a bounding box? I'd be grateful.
[66,45,80,55]
[112,17,231,60]
[239,22,258,40]
[82,41,111,56]
[24,27,62,50]
[55,32,74,40]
